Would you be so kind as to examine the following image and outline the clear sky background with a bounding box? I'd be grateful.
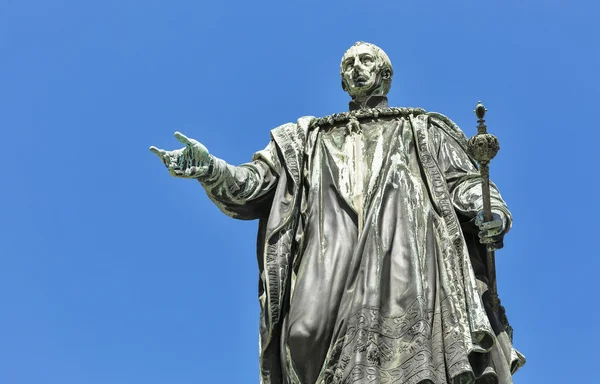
[1,1,598,383]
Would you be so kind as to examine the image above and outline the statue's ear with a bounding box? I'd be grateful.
[382,69,391,80]
[341,79,347,91]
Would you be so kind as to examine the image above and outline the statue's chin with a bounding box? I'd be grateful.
[350,89,375,99]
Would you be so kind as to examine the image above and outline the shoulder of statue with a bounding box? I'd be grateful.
[267,116,317,185]
[270,116,315,141]
[309,107,427,129]
[424,111,470,147]
[269,116,315,162]
[425,111,467,135]
[270,115,315,131]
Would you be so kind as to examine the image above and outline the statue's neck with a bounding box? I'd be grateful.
[349,95,388,111]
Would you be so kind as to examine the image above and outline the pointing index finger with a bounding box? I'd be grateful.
[174,131,193,146]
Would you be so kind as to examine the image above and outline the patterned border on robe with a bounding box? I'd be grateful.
[257,117,313,383]
[255,111,525,384]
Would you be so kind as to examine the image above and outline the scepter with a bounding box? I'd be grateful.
[467,102,501,314]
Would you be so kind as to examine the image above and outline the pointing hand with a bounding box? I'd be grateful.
[149,132,211,179]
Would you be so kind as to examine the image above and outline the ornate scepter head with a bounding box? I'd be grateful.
[468,101,499,164]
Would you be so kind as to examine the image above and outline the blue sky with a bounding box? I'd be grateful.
[1,1,597,383]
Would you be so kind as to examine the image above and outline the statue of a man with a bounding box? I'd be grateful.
[150,42,525,384]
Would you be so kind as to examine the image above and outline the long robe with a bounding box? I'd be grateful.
[199,107,525,384]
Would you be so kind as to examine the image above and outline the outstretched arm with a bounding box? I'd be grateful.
[198,143,280,219]
[150,132,280,220]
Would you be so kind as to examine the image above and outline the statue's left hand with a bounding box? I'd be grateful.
[475,210,507,251]
[149,132,211,179]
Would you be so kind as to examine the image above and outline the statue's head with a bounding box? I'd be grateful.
[340,42,393,99]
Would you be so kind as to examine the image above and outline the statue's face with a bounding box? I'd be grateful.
[341,44,381,98]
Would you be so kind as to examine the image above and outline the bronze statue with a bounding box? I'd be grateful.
[150,42,525,384]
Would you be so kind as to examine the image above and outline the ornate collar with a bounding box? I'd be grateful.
[311,106,426,129]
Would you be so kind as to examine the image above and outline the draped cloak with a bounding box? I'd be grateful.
[199,107,525,384]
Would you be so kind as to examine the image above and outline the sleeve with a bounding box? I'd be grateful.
[197,140,281,220]
[429,116,512,234]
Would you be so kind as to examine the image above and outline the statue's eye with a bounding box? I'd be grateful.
[362,56,373,65]
[343,59,354,70]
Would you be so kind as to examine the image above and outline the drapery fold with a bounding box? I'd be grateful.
[198,109,525,383]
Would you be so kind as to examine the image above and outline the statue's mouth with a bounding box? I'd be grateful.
[354,75,368,86]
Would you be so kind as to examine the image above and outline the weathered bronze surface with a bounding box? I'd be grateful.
[151,42,525,384]
[467,102,514,341]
